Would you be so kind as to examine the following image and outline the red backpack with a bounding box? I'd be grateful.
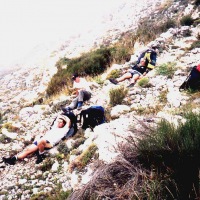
[196,64,200,72]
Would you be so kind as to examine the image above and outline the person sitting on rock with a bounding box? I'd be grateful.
[3,115,71,165]
[62,73,92,111]
[109,44,158,88]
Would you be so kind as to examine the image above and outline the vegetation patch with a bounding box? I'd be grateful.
[0,134,13,144]
[2,122,20,132]
[106,69,121,80]
[137,77,151,88]
[30,183,72,200]
[71,137,86,149]
[57,141,70,155]
[156,62,176,78]
[69,111,200,200]
[180,15,194,26]
[37,157,54,172]
[109,86,128,106]
[188,40,200,50]
[69,143,98,172]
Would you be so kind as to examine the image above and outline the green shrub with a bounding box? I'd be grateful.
[93,76,104,85]
[55,57,70,69]
[72,137,86,149]
[110,46,131,63]
[30,184,71,200]
[189,40,200,50]
[180,15,194,26]
[46,69,72,97]
[37,157,54,172]
[158,18,177,33]
[193,18,200,26]
[156,62,176,78]
[137,77,150,87]
[57,141,69,155]
[66,47,112,76]
[135,17,177,45]
[76,144,98,170]
[109,86,128,106]
[0,112,2,124]
[2,122,20,132]
[136,18,157,44]
[106,69,121,79]
[137,111,200,199]
[158,90,168,104]
[79,144,97,167]
[0,134,12,144]
[46,47,114,96]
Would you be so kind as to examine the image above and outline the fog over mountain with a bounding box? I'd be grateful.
[0,0,164,75]
[0,0,123,72]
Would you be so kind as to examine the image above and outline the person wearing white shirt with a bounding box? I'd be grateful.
[63,73,92,111]
[3,115,71,165]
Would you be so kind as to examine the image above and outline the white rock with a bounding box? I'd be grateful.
[32,188,39,194]
[51,161,59,171]
[110,105,130,118]
[18,179,27,184]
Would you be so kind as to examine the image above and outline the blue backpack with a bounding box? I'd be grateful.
[79,106,106,130]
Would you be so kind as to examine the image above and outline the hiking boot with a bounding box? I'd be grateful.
[3,156,16,165]
[61,107,72,114]
[35,154,46,164]
[109,78,118,85]
[77,106,82,111]
[127,83,135,88]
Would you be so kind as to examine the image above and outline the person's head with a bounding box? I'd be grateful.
[147,41,160,50]
[72,73,79,82]
[57,118,66,128]
[139,57,147,66]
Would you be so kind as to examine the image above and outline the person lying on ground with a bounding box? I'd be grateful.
[109,45,157,88]
[3,115,71,165]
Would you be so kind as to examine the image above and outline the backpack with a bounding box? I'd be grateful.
[51,111,78,139]
[137,49,157,69]
[179,65,200,91]
[79,106,106,130]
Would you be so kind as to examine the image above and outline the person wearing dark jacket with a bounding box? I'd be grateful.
[109,47,157,88]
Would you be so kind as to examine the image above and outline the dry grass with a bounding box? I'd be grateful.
[68,155,150,200]
[43,86,71,105]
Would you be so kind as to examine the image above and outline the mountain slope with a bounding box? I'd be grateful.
[0,0,200,199]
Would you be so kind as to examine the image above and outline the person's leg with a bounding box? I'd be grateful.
[77,90,91,109]
[109,72,132,85]
[37,139,52,154]
[127,74,140,88]
[82,91,92,101]
[68,96,78,109]
[3,143,38,165]
[116,72,132,83]
[36,139,52,164]
[130,74,140,84]
[17,144,38,159]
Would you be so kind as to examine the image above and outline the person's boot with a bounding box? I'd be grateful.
[3,156,17,165]
[35,154,46,164]
[61,106,72,113]
[127,83,135,88]
[109,78,118,85]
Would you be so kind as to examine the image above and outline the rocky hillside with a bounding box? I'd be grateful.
[0,0,200,199]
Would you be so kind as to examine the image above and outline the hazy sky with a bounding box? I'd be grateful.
[0,0,124,68]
